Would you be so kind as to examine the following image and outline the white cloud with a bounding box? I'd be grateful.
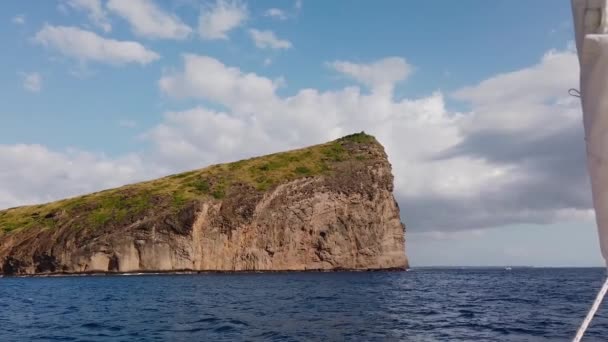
[154,50,589,232]
[1,48,591,236]
[20,72,42,92]
[263,58,272,66]
[328,57,413,93]
[20,72,42,93]
[34,25,160,65]
[144,107,270,168]
[0,144,147,209]
[155,53,486,201]
[295,0,302,10]
[198,0,247,40]
[107,0,192,39]
[64,0,111,32]
[248,29,292,50]
[264,8,287,20]
[12,14,25,25]
[452,49,579,132]
[159,54,280,113]
[427,48,587,230]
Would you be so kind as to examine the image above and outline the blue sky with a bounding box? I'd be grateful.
[2,0,599,266]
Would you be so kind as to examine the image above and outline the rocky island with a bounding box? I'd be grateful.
[0,133,408,275]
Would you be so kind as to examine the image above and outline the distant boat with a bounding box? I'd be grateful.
[505,267,512,271]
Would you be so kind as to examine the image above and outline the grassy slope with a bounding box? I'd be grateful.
[0,133,378,235]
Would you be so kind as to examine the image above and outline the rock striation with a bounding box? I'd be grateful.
[0,133,408,275]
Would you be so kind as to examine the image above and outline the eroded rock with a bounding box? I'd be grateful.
[0,133,408,275]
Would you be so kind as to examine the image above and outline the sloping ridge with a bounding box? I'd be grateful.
[0,132,408,275]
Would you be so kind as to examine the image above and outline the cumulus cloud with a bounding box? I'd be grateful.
[159,54,281,113]
[34,25,160,65]
[144,107,272,169]
[0,145,148,209]
[155,54,489,204]
[452,49,579,132]
[20,72,42,92]
[63,0,111,32]
[1,48,591,235]
[328,57,413,93]
[154,51,589,232]
[264,8,287,20]
[12,14,25,25]
[421,48,589,230]
[107,0,191,39]
[248,29,292,50]
[198,0,247,40]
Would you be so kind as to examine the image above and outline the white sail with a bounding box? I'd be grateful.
[572,0,608,264]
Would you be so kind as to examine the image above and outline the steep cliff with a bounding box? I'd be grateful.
[0,133,408,275]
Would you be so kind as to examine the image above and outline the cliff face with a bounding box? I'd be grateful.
[0,133,408,275]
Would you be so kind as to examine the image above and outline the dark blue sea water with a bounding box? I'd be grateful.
[1,268,607,341]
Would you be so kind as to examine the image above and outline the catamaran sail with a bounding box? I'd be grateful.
[573,0,608,265]
[571,0,608,340]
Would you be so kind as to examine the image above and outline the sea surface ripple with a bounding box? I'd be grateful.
[1,268,607,341]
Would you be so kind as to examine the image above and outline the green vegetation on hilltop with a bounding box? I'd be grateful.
[0,132,379,234]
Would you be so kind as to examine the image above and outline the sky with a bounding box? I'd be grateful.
[1,0,600,267]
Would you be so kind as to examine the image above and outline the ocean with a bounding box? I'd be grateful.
[1,268,606,341]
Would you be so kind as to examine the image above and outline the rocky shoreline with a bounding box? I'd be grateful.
[0,267,408,278]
